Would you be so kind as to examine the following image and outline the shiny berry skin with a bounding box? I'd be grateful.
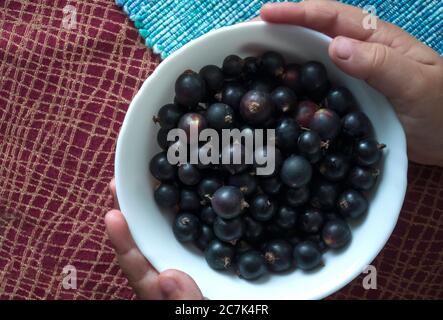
[179,189,201,212]
[157,128,169,150]
[253,146,282,177]
[271,87,297,113]
[198,177,223,202]
[199,65,224,93]
[282,63,302,94]
[153,103,184,129]
[175,71,206,106]
[228,172,258,197]
[219,83,246,110]
[319,153,350,182]
[243,216,265,243]
[205,239,235,270]
[294,100,318,127]
[338,189,368,219]
[213,216,244,242]
[293,241,323,270]
[348,166,379,191]
[309,108,341,140]
[342,111,371,138]
[149,152,176,181]
[310,180,340,210]
[298,208,324,234]
[178,163,201,186]
[199,206,217,225]
[249,77,278,93]
[280,155,312,188]
[298,130,321,155]
[260,51,285,77]
[173,212,200,242]
[259,175,282,196]
[249,194,276,222]
[354,138,385,166]
[242,56,259,80]
[177,112,207,144]
[222,55,244,77]
[264,239,293,272]
[326,87,356,116]
[195,224,215,251]
[206,103,235,130]
[275,206,298,229]
[239,90,274,125]
[221,142,249,175]
[322,219,351,249]
[285,186,310,207]
[154,183,179,208]
[211,186,247,219]
[237,250,267,280]
[305,234,328,253]
[299,61,330,102]
[275,117,300,151]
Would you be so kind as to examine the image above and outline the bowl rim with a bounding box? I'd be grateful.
[115,21,408,300]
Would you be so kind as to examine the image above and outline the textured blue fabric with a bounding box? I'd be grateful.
[116,0,442,59]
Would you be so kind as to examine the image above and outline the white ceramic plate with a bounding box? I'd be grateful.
[115,22,408,300]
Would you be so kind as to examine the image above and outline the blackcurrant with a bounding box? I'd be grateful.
[149,151,176,181]
[263,239,293,272]
[298,208,324,234]
[275,117,300,151]
[338,189,368,219]
[211,186,247,219]
[299,61,330,102]
[237,250,267,280]
[154,183,180,208]
[222,55,244,77]
[284,185,310,207]
[310,108,341,140]
[228,172,258,197]
[348,166,379,191]
[322,219,351,249]
[271,87,297,113]
[179,189,201,212]
[259,175,282,195]
[205,239,235,270]
[298,130,321,155]
[275,206,298,229]
[206,103,235,130]
[198,177,223,202]
[195,224,215,251]
[342,111,371,138]
[239,90,274,125]
[294,100,317,128]
[249,194,276,222]
[282,63,302,94]
[157,128,169,150]
[310,180,340,210]
[318,153,350,182]
[153,103,184,129]
[242,56,259,80]
[175,70,206,106]
[260,51,285,78]
[221,141,249,175]
[354,138,385,166]
[243,216,265,243]
[280,155,312,188]
[249,77,278,93]
[213,216,244,242]
[326,87,356,116]
[218,83,246,110]
[199,206,217,225]
[173,212,200,242]
[199,65,224,93]
[177,112,207,144]
[178,163,201,186]
[293,241,323,270]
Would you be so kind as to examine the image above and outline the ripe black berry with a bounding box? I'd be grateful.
[243,216,265,243]
[157,128,169,150]
[239,90,274,125]
[154,183,179,208]
[228,172,258,197]
[259,175,282,195]
[206,103,235,130]
[318,153,350,182]
[178,163,201,186]
[218,83,246,110]
[338,189,368,219]
[342,111,371,138]
[213,216,244,242]
[199,206,217,225]
[221,141,249,175]
[275,206,298,229]
[177,112,207,144]
[298,130,321,155]
[179,189,201,212]
[275,117,300,151]
[354,138,385,166]
[222,55,244,77]
[293,241,322,270]
[173,212,200,242]
[205,240,235,270]
[348,166,379,191]
[175,70,206,106]
[249,194,276,222]
[260,51,285,77]
[284,186,310,207]
[310,108,341,140]
[271,87,297,113]
[149,151,176,181]
[153,103,184,129]
[298,208,324,234]
[310,180,340,210]
[280,155,312,188]
[264,239,293,272]
[322,219,351,249]
[211,186,247,219]
[195,224,215,251]
[199,65,224,93]
[294,100,317,127]
[299,61,330,102]
[198,177,223,202]
[326,87,356,116]
[282,63,302,94]
[237,250,267,280]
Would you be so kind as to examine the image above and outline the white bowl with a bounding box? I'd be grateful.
[115,22,408,300]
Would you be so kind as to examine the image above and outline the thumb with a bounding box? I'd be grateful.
[158,269,204,300]
[329,36,422,100]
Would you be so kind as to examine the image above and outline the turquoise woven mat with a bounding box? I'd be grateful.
[116,0,442,59]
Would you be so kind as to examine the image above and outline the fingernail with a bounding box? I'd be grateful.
[333,37,355,60]
[160,277,178,296]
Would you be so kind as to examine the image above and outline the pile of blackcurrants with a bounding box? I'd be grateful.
[149,51,385,280]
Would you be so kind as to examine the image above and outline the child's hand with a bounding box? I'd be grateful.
[261,1,443,166]
[105,178,204,300]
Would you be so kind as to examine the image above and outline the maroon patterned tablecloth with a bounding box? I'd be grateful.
[0,0,442,299]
